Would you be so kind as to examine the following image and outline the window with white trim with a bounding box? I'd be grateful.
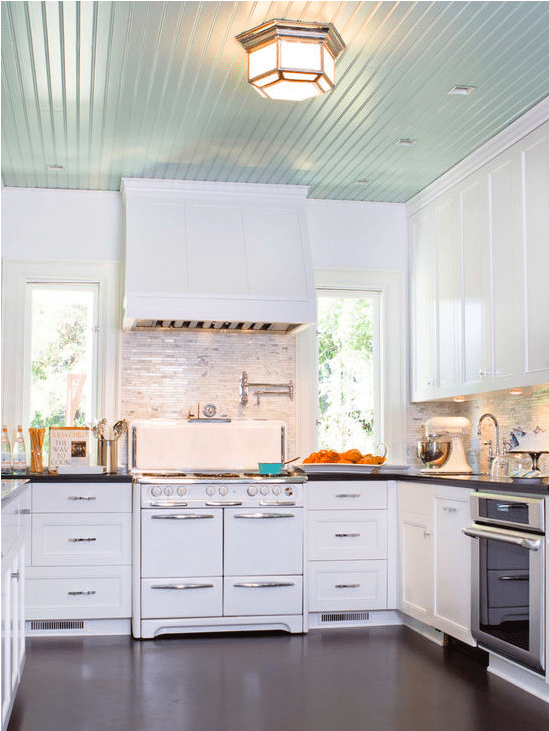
[1,261,120,440]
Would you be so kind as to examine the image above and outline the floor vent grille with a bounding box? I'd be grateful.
[321,611,370,623]
[28,620,85,631]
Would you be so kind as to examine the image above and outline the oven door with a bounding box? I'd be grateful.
[463,523,545,673]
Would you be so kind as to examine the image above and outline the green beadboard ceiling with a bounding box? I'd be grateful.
[2,1,549,202]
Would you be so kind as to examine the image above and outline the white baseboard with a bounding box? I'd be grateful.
[488,653,549,704]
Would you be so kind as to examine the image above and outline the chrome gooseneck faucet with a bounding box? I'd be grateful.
[477,413,501,470]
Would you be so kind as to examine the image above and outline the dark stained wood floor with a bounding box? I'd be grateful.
[7,626,549,731]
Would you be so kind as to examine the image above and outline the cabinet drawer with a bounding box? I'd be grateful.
[224,575,302,617]
[32,484,132,513]
[308,511,387,560]
[308,482,387,511]
[309,561,387,611]
[25,566,131,619]
[142,577,222,619]
[31,513,131,566]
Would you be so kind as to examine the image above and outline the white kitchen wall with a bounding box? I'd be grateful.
[306,199,407,269]
[1,188,122,261]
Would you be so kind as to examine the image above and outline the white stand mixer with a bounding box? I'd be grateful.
[420,417,473,474]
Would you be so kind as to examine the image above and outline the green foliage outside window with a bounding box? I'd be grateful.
[317,296,375,453]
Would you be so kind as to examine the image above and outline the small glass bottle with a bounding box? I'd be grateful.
[1,426,12,475]
[12,425,27,475]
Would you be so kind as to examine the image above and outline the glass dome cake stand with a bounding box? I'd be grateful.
[508,450,549,472]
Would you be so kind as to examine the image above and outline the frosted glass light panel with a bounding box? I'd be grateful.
[317,292,382,453]
[28,284,99,437]
[280,38,322,73]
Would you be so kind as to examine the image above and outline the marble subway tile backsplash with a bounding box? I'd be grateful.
[408,384,549,473]
[120,331,297,457]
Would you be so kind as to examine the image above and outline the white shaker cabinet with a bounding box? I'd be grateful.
[26,482,132,628]
[307,481,395,621]
[409,209,437,401]
[397,483,433,624]
[432,488,475,645]
[398,482,475,646]
[408,119,549,400]
[1,484,30,731]
[521,124,549,382]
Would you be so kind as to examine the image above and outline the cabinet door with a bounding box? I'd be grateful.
[433,493,475,645]
[436,194,462,392]
[520,126,549,381]
[399,509,433,623]
[461,173,491,389]
[409,209,437,401]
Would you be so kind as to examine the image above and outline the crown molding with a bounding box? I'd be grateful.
[407,95,549,215]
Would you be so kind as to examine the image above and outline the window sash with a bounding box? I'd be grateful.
[316,287,383,450]
[24,282,101,428]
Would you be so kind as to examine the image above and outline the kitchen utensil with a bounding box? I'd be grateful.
[28,427,45,474]
[258,462,283,475]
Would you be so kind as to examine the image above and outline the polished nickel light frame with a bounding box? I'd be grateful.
[236,19,345,101]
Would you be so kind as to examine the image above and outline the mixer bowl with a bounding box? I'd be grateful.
[417,439,451,467]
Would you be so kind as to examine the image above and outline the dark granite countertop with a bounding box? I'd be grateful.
[1,471,132,483]
[303,468,549,496]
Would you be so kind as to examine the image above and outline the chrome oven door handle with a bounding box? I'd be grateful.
[204,500,243,506]
[233,512,295,519]
[232,581,295,589]
[151,583,214,590]
[148,501,188,507]
[151,513,214,520]
[462,526,543,551]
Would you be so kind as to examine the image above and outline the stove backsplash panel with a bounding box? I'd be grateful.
[120,331,297,457]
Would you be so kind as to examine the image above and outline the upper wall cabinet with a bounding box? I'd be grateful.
[408,119,549,402]
[121,180,317,332]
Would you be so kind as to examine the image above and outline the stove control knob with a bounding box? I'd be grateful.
[272,485,281,495]
[219,486,228,496]
[206,486,215,496]
[151,486,163,497]
[164,486,173,496]
[247,485,258,496]
[285,486,295,497]
[260,485,269,495]
[177,486,186,496]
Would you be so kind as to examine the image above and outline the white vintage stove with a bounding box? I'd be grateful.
[130,420,306,639]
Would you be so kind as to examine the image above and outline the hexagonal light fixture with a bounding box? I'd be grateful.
[236,19,345,101]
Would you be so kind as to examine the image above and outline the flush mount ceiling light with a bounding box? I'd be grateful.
[236,19,345,101]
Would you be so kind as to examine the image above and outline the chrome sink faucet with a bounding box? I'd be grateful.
[477,413,501,470]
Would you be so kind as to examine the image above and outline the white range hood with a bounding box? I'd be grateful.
[121,179,317,333]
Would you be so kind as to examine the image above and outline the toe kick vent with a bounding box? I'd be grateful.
[28,620,85,632]
[321,611,370,623]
